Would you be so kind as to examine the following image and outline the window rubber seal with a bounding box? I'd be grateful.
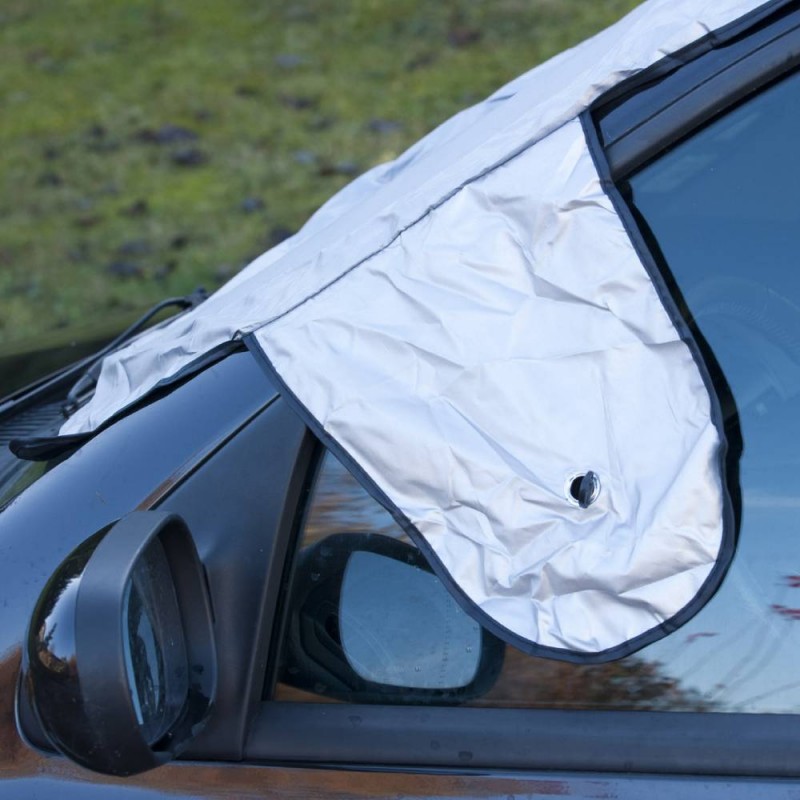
[596,0,800,178]
[244,701,800,778]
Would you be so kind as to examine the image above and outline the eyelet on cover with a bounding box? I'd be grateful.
[566,471,601,509]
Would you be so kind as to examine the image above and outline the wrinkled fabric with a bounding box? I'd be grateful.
[257,119,723,651]
[59,0,764,655]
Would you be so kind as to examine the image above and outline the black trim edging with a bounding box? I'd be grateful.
[244,333,705,665]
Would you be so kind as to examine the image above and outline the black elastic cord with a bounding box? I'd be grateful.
[61,288,208,417]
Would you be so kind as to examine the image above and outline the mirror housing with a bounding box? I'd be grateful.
[23,512,216,776]
[281,533,504,704]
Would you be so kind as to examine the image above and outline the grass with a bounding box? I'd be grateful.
[0,0,642,346]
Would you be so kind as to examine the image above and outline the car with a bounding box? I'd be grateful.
[3,0,800,797]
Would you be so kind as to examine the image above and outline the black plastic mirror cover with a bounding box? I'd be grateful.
[280,532,504,704]
[23,511,216,776]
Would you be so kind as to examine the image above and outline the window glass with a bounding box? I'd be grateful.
[300,453,400,545]
[273,69,800,713]
[273,453,504,706]
[622,68,800,715]
[274,451,710,711]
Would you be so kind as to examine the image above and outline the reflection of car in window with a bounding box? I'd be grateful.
[4,1,800,796]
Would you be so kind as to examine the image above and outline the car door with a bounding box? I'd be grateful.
[241,0,800,791]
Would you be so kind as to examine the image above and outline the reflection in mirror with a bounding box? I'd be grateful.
[25,512,215,776]
[340,551,481,690]
[122,538,188,746]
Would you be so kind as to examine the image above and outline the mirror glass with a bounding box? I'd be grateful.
[339,550,482,689]
[122,538,188,745]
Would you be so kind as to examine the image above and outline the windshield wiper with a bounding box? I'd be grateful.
[0,288,207,423]
[61,288,207,416]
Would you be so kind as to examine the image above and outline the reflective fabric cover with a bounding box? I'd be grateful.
[60,0,766,657]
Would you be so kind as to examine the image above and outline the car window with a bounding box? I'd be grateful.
[271,68,800,714]
[623,66,800,713]
[270,451,702,711]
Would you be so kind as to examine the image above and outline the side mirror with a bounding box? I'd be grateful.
[22,512,216,776]
[280,533,504,703]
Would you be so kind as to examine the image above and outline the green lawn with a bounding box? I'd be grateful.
[0,0,641,346]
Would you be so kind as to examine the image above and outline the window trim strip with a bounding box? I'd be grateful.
[246,702,800,777]
[595,2,800,178]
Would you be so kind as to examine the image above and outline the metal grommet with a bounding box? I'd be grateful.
[565,471,601,509]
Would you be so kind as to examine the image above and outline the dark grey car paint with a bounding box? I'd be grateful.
[6,4,800,795]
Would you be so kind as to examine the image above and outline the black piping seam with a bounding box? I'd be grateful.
[245,334,696,665]
[10,340,242,461]
[595,0,796,115]
[250,111,581,332]
[580,108,738,659]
